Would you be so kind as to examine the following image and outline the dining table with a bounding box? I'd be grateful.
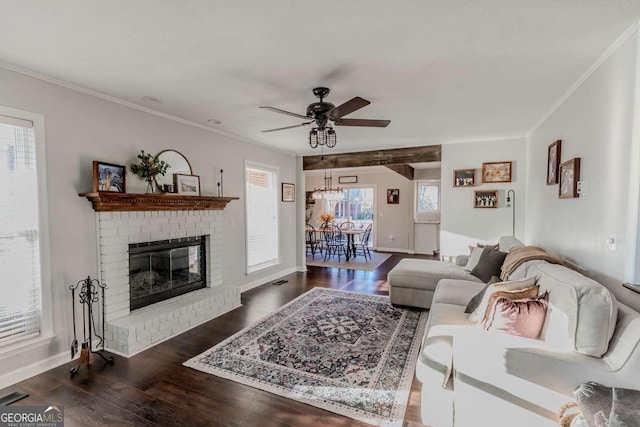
[338,229,365,261]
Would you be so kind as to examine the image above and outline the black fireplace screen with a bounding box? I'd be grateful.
[129,236,207,311]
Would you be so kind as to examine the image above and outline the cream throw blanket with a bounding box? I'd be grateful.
[500,246,563,280]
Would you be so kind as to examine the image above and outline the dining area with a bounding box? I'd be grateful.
[305,221,373,264]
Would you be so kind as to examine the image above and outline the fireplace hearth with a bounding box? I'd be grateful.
[129,236,207,310]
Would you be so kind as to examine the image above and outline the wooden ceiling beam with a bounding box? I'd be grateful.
[385,164,415,180]
[302,145,441,170]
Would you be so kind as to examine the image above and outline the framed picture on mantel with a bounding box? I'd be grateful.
[92,161,126,193]
[175,174,201,196]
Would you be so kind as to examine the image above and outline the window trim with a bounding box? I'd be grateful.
[244,160,281,275]
[0,105,53,353]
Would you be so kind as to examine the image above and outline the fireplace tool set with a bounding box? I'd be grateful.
[69,275,114,375]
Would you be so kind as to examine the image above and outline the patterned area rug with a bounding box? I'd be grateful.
[306,251,392,271]
[184,288,428,426]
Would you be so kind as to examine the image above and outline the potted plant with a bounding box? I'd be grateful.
[130,150,170,193]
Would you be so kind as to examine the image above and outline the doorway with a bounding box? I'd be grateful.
[326,186,376,247]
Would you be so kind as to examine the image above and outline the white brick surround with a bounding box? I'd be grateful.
[96,210,240,356]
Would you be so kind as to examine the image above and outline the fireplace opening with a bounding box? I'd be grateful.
[129,236,207,311]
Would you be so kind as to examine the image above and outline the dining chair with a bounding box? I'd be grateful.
[305,224,322,259]
[321,223,347,261]
[354,223,373,261]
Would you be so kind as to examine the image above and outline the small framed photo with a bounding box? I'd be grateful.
[475,190,498,208]
[547,140,562,185]
[282,183,295,202]
[559,158,580,199]
[93,161,126,193]
[453,169,476,187]
[387,189,400,204]
[338,176,358,184]
[482,161,512,183]
[174,174,201,196]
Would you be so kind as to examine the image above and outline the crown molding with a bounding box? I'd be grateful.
[0,60,294,155]
[528,22,639,136]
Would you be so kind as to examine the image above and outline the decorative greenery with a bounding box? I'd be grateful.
[130,150,169,178]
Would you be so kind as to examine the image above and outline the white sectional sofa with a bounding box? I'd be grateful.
[388,237,640,426]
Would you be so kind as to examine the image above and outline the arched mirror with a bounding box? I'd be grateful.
[155,150,193,188]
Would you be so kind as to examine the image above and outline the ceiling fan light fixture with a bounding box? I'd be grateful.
[308,126,337,149]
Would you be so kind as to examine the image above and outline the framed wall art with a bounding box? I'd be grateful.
[174,174,201,196]
[453,169,476,187]
[547,140,562,185]
[282,183,295,202]
[559,158,580,199]
[482,161,512,183]
[474,190,498,208]
[92,161,126,193]
[338,176,358,184]
[387,189,400,204]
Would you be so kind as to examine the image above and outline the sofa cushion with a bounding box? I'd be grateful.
[471,248,508,282]
[480,285,540,325]
[463,246,484,272]
[468,276,538,323]
[527,263,618,357]
[433,279,487,306]
[498,235,525,253]
[484,291,549,338]
[387,258,482,291]
[452,329,606,423]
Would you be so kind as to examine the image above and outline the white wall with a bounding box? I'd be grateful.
[305,169,414,252]
[441,138,527,256]
[526,32,640,309]
[0,67,298,384]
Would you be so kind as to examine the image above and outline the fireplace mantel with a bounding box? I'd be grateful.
[79,192,239,212]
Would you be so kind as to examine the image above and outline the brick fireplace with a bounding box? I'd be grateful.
[80,193,240,357]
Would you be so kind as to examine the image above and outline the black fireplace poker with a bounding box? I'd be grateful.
[69,276,114,375]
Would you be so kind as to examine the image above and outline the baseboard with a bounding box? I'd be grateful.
[297,265,308,272]
[239,267,298,293]
[0,351,70,390]
[375,247,411,254]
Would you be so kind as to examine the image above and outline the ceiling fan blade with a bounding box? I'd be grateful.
[334,118,391,127]
[328,96,370,119]
[260,106,309,120]
[261,121,313,133]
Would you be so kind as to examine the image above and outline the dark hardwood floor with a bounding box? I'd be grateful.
[1,252,434,427]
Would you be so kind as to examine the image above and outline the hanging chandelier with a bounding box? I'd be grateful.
[312,169,344,201]
[309,126,337,149]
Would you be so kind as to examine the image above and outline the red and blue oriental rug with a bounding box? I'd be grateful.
[184,288,428,426]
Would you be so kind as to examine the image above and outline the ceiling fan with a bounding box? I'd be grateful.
[260,87,390,148]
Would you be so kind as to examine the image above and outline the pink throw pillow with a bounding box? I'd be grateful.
[484,291,549,339]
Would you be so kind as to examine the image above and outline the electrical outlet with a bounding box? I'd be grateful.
[607,233,617,251]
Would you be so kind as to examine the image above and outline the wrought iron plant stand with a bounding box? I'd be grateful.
[69,276,114,375]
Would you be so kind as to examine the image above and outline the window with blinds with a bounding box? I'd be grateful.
[0,114,42,347]
[245,163,279,273]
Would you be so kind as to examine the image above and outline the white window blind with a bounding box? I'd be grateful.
[245,163,279,273]
[0,114,42,347]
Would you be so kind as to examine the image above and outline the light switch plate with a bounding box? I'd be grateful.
[577,181,588,195]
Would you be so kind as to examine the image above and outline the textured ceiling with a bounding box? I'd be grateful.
[1,0,640,154]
